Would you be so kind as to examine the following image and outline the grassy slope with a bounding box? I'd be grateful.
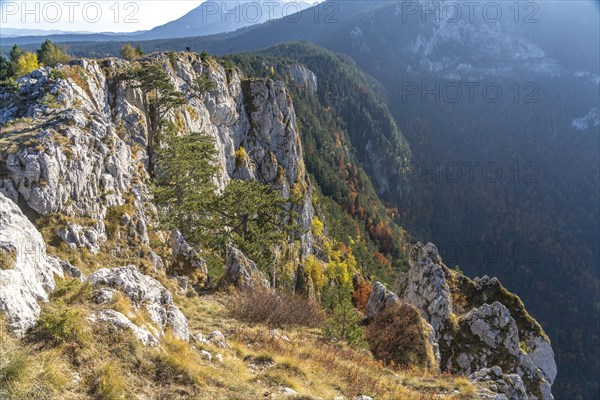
[1,273,479,400]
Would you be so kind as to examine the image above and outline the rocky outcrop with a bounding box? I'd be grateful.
[365,281,399,319]
[470,367,528,400]
[394,242,452,337]
[220,245,270,291]
[450,302,521,375]
[393,242,555,400]
[0,192,64,336]
[0,52,315,260]
[88,265,188,341]
[170,229,208,286]
[287,64,318,94]
[88,309,159,346]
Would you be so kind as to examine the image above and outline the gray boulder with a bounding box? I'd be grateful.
[170,229,208,285]
[88,309,159,346]
[0,193,64,336]
[471,367,528,400]
[365,281,399,319]
[87,265,189,341]
[220,246,269,291]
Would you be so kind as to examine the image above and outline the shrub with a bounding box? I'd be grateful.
[365,303,436,369]
[323,292,366,348]
[120,43,142,61]
[49,69,66,80]
[311,216,324,237]
[234,145,247,167]
[229,289,324,328]
[14,52,39,77]
[352,279,372,312]
[37,304,90,347]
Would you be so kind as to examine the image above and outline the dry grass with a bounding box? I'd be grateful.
[1,279,479,400]
[365,302,438,370]
[228,289,324,328]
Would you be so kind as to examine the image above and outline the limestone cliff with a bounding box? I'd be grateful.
[0,52,315,259]
[368,242,557,400]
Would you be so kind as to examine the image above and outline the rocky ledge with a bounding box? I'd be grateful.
[368,242,556,400]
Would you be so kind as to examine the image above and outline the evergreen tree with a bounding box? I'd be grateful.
[124,62,187,172]
[153,125,297,267]
[135,44,144,56]
[211,179,297,267]
[9,45,23,66]
[37,39,72,66]
[0,56,13,81]
[153,126,219,242]
[323,286,366,348]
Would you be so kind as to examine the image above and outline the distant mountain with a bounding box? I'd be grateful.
[0,28,92,38]
[141,0,314,40]
[1,31,147,46]
[1,0,315,46]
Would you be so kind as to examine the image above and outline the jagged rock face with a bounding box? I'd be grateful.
[0,53,315,257]
[365,281,399,319]
[220,245,270,291]
[395,242,555,400]
[394,242,453,337]
[474,276,557,387]
[170,229,208,285]
[287,64,318,94]
[87,265,188,341]
[0,193,64,336]
[450,302,521,375]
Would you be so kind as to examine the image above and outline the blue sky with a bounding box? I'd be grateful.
[0,1,316,33]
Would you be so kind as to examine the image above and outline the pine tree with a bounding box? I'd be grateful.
[9,45,23,66]
[153,126,219,241]
[211,179,297,267]
[323,286,366,348]
[0,56,13,81]
[37,39,72,66]
[124,62,187,172]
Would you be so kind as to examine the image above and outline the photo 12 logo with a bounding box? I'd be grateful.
[402,161,540,184]
[1,1,141,24]
[399,1,540,24]
[0,1,335,26]
[199,1,336,24]
[401,81,540,104]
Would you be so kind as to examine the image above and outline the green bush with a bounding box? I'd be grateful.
[322,288,366,348]
[38,304,90,346]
